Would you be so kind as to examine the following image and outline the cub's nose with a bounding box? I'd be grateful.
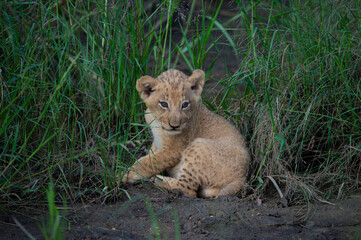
[168,122,181,130]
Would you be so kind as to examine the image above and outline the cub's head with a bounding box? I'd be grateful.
[136,69,205,135]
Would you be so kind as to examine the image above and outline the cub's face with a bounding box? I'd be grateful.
[136,69,205,135]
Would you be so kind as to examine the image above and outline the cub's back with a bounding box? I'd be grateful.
[195,104,245,146]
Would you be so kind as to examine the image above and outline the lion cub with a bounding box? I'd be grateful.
[122,69,249,198]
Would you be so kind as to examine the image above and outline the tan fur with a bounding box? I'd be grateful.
[122,69,249,198]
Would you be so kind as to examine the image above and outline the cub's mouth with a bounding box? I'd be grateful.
[163,128,182,135]
[159,121,186,135]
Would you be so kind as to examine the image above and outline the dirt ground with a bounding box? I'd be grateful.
[1,182,361,240]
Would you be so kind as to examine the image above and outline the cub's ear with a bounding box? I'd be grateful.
[136,76,158,100]
[188,69,205,96]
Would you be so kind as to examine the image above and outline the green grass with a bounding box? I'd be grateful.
[40,183,65,240]
[0,0,360,216]
[0,0,170,203]
[231,0,361,203]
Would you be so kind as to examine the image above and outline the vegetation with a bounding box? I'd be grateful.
[0,0,360,215]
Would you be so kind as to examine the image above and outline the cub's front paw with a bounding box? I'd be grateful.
[121,170,142,183]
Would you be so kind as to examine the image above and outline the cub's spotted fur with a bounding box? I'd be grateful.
[122,69,249,198]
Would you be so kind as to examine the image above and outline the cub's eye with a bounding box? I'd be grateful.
[159,102,168,108]
[182,102,190,109]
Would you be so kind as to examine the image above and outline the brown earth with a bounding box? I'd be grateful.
[1,182,361,240]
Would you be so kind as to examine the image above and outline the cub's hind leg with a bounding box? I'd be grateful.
[182,138,248,197]
[198,187,221,198]
[198,180,244,198]
[218,179,244,196]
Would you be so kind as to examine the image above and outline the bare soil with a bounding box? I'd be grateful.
[1,182,361,240]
